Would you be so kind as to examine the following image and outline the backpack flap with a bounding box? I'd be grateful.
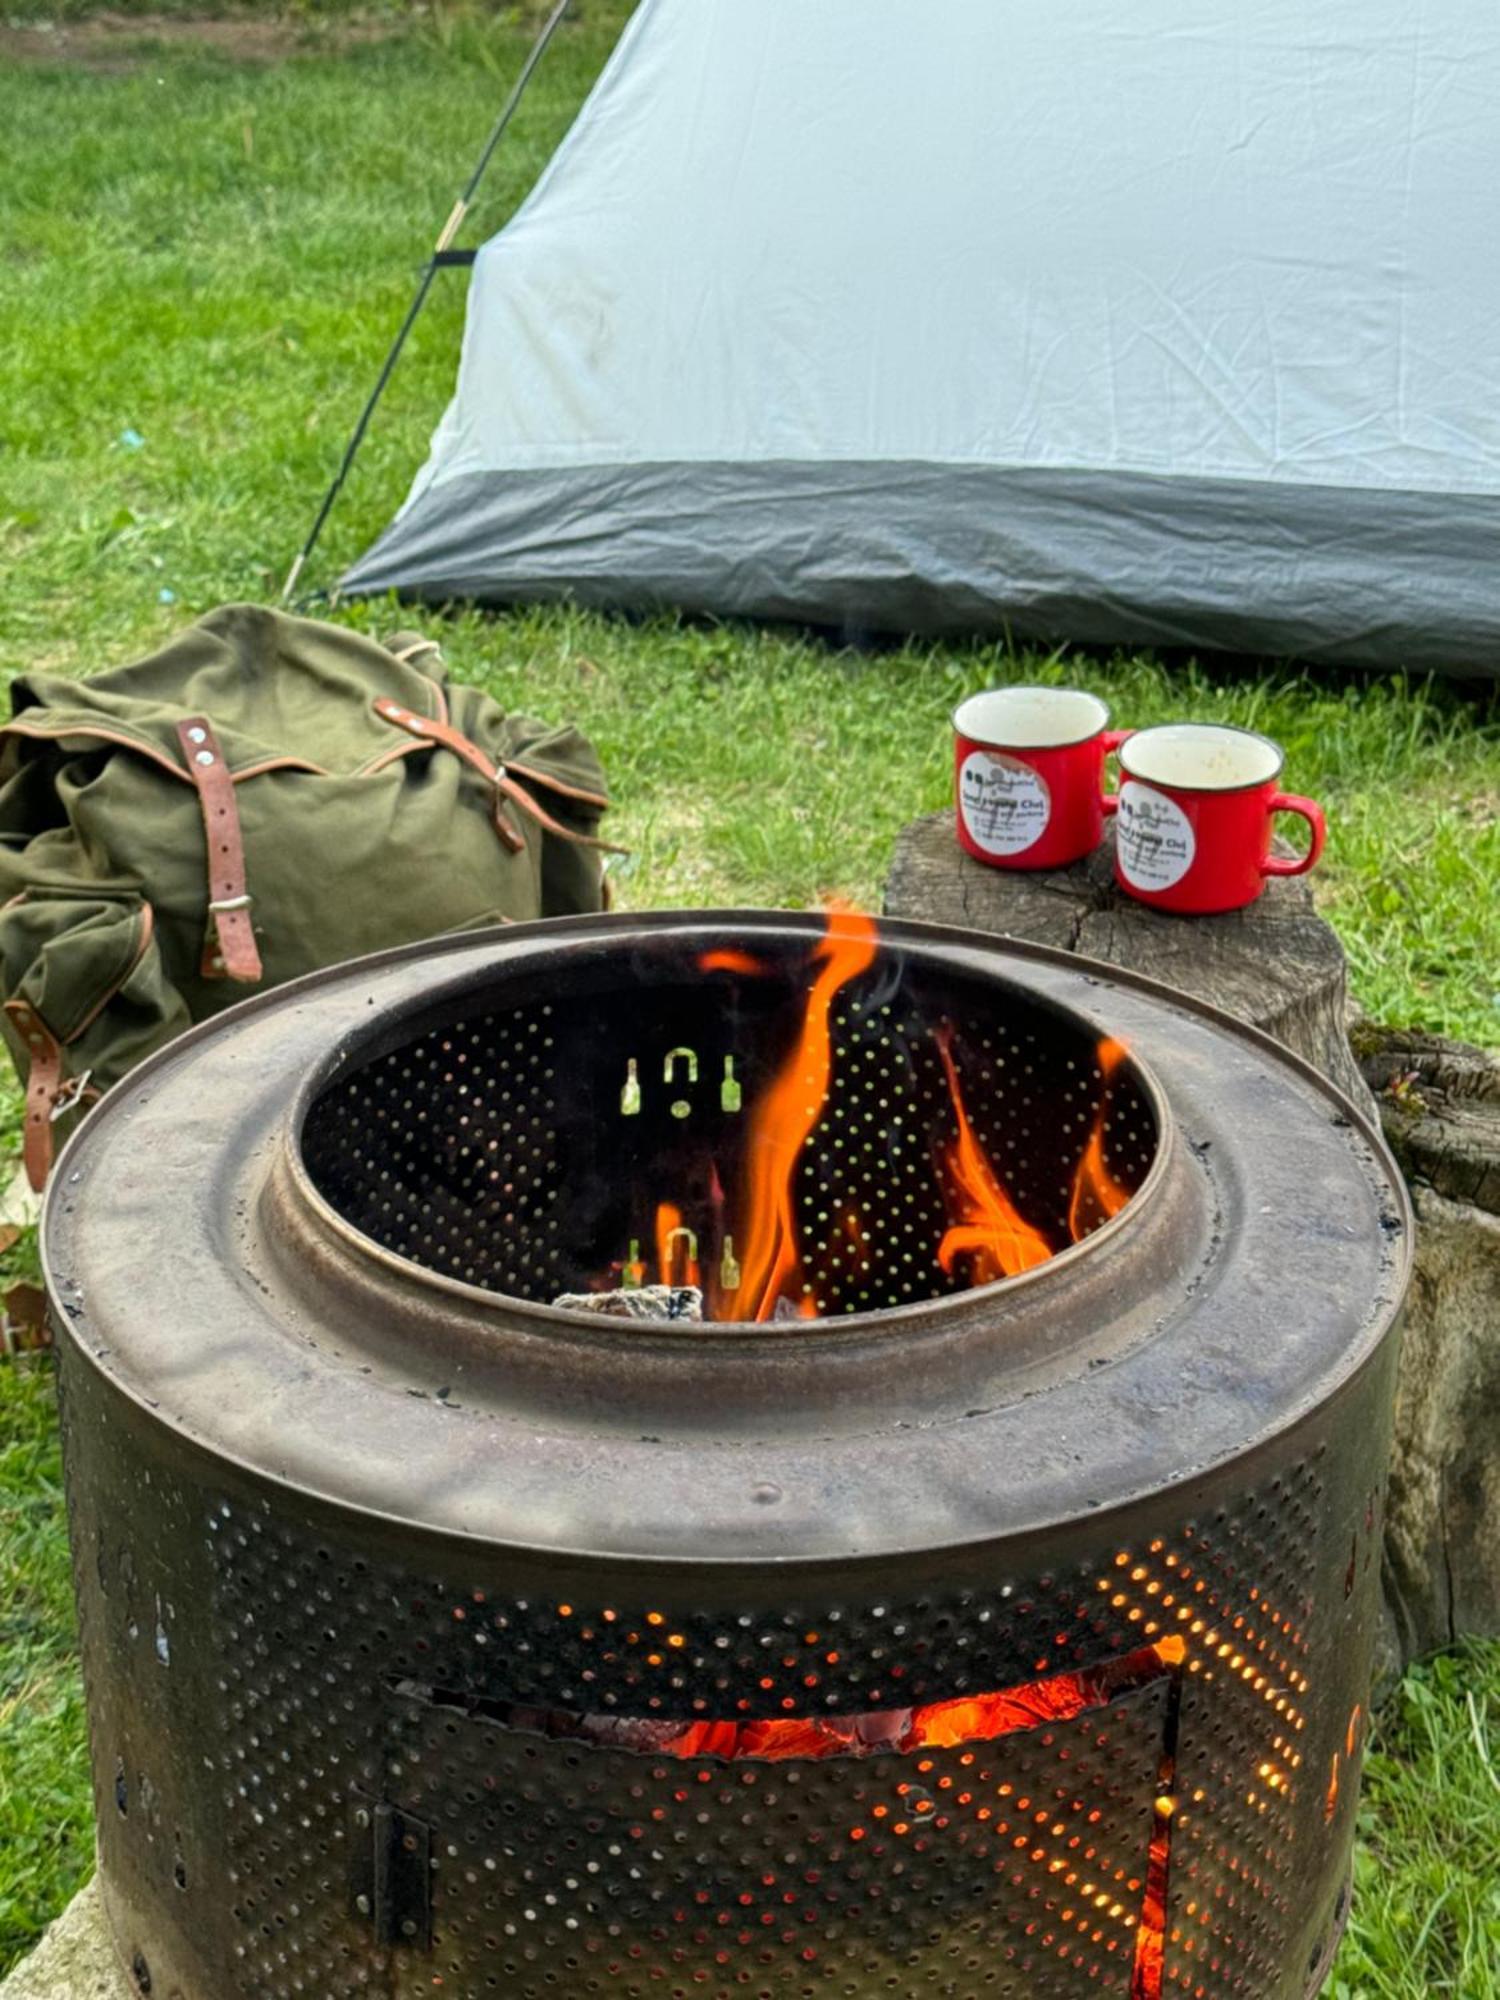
[373,688,622,915]
[0,607,620,1185]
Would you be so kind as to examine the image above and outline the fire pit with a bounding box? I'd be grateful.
[43,910,1410,2000]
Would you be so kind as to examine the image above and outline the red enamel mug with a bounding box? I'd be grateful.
[953,688,1129,869]
[1113,723,1326,915]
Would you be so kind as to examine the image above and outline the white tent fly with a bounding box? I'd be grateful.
[340,0,1500,672]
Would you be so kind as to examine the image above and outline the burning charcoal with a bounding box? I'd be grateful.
[551,1284,704,1321]
[577,1713,689,1753]
[851,1707,914,1750]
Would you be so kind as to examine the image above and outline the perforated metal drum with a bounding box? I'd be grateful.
[43,911,1410,2000]
[297,922,1161,1315]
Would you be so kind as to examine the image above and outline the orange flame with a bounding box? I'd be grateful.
[1129,1632,1185,2000]
[646,927,1135,1318]
[721,905,879,1321]
[655,1202,700,1290]
[1068,1037,1132,1240]
[1324,1701,1364,1823]
[934,1028,1053,1281]
[1131,1808,1171,2000]
[699,947,770,976]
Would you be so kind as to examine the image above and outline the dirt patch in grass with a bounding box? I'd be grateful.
[0,9,401,69]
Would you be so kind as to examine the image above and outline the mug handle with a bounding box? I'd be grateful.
[1263,794,1327,876]
[1100,730,1134,816]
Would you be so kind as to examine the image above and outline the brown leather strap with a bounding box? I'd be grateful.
[374,697,501,786]
[373,698,526,852]
[176,718,263,983]
[495,770,626,852]
[373,698,626,855]
[7,999,63,1192]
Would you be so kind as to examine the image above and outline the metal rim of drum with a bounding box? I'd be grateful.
[41,910,1412,1568]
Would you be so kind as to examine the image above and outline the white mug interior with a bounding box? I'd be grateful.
[1120,723,1283,793]
[953,687,1109,750]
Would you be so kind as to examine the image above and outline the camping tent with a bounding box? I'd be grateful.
[340,0,1500,673]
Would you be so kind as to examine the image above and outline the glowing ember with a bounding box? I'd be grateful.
[715,905,878,1321]
[934,1026,1054,1281]
[1069,1036,1133,1238]
[1132,1808,1172,2000]
[492,1633,1185,1997]
[505,1634,1182,1766]
[699,947,770,977]
[1130,1635,1185,2000]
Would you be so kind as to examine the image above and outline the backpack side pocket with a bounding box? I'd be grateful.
[0,895,191,1187]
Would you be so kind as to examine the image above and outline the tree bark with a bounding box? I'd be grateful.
[1354,1029,1500,1657]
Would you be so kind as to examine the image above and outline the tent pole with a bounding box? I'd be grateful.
[281,0,575,606]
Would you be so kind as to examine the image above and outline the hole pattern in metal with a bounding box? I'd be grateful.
[299,962,1158,1314]
[206,1457,1326,1999]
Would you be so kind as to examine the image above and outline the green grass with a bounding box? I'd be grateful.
[0,1359,92,1974]
[1329,1650,1500,1997]
[0,9,1497,1991]
[0,0,425,27]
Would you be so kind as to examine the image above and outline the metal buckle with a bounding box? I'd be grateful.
[51,1070,95,1120]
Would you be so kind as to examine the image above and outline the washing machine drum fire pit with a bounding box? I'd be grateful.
[43,910,1410,2000]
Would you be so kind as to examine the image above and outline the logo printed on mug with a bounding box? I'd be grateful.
[1112,723,1326,915]
[1116,783,1196,892]
[952,688,1128,872]
[958,751,1052,858]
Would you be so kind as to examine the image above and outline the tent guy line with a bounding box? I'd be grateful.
[280,0,574,608]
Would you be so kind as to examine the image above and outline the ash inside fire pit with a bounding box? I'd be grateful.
[299,910,1159,1319]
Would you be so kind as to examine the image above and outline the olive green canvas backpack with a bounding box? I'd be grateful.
[0,604,615,1187]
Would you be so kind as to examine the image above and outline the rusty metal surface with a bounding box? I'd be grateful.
[42,912,1411,2000]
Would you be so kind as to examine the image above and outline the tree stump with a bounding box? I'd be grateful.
[1354,1030,1500,1657]
[885,811,1500,1668]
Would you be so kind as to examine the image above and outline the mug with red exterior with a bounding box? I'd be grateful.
[953,688,1129,870]
[1113,723,1326,915]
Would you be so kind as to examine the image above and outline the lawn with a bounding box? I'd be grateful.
[0,5,1497,1994]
